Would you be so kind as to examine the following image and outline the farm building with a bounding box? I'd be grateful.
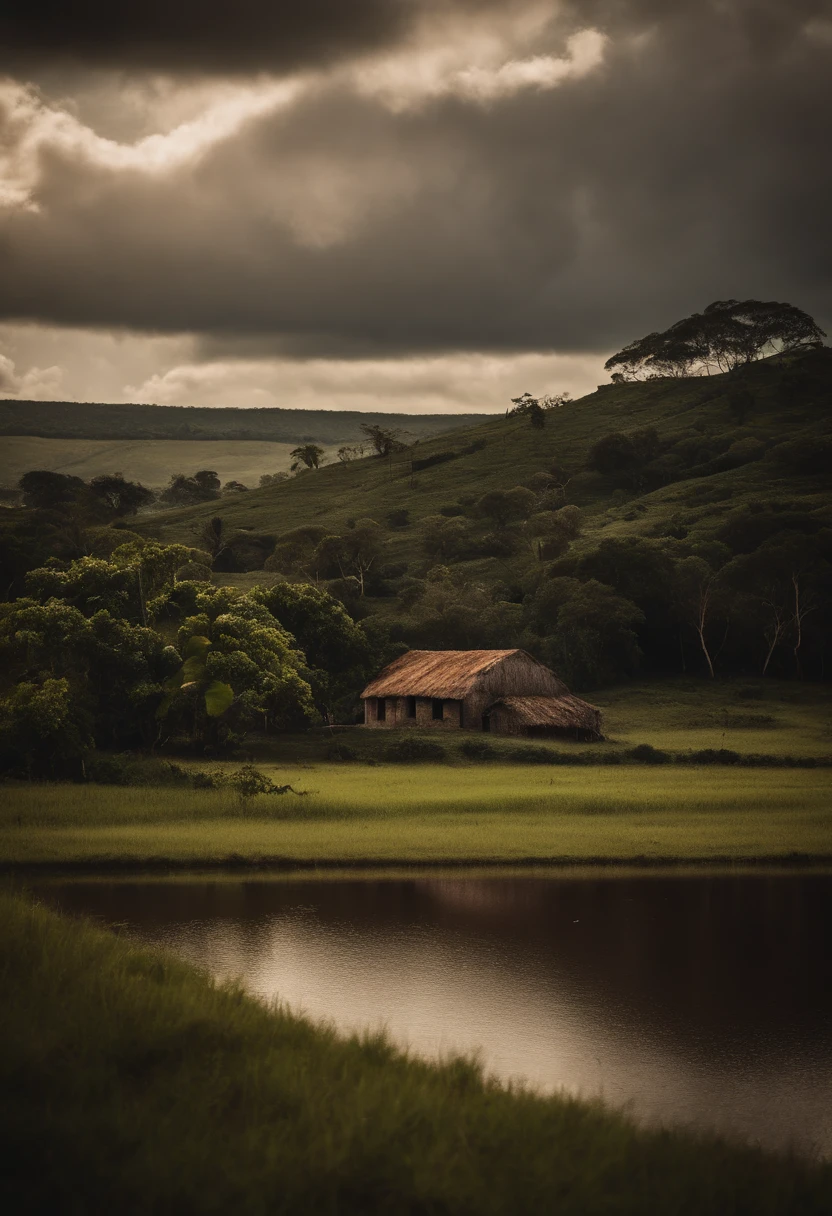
[361,649,602,740]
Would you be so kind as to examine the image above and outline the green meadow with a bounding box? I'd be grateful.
[2,766,829,866]
[1,890,830,1214]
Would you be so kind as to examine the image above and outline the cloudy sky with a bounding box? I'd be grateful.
[1,1,829,412]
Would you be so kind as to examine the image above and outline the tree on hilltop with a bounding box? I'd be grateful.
[605,299,825,381]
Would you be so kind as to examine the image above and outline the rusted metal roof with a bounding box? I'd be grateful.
[492,694,601,731]
[362,650,525,699]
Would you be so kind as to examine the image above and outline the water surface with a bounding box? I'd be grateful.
[35,868,832,1156]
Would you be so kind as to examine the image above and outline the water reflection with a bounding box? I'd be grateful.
[35,870,832,1156]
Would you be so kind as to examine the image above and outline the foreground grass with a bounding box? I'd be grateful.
[1,767,829,865]
[1,891,830,1214]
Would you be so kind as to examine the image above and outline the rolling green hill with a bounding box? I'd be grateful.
[129,349,830,685]
[144,350,831,567]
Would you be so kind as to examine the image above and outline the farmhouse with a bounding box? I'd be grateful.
[361,649,602,740]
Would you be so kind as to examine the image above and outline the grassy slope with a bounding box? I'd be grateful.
[1,891,830,1215]
[142,358,831,579]
[2,767,829,865]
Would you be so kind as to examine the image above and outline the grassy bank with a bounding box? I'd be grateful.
[1,890,830,1214]
[1,767,829,866]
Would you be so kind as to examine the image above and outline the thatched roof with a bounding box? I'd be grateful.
[491,695,601,733]
[362,650,529,699]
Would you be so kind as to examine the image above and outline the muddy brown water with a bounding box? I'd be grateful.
[32,868,832,1157]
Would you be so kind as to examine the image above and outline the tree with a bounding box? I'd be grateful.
[509,393,546,428]
[252,582,372,717]
[586,429,660,489]
[475,487,537,528]
[337,444,365,464]
[528,578,644,689]
[314,520,384,596]
[19,470,85,510]
[421,515,476,562]
[359,424,405,457]
[672,557,722,678]
[259,472,290,487]
[524,505,582,560]
[87,474,155,517]
[0,677,91,779]
[222,480,248,494]
[160,471,221,506]
[605,299,825,381]
[290,444,326,472]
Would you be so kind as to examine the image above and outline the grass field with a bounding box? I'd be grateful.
[0,436,343,489]
[1,890,830,1214]
[2,766,829,866]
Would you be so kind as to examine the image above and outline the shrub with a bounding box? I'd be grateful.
[384,737,447,762]
[626,744,672,765]
[84,754,191,786]
[684,749,742,766]
[326,742,358,762]
[459,739,498,761]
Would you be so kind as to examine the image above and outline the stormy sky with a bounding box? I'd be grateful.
[1,1,830,411]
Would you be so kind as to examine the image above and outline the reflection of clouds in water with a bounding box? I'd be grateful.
[36,875,832,1158]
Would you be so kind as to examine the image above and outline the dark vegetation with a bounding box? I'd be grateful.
[2,891,831,1215]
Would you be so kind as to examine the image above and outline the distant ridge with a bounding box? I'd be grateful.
[0,400,492,445]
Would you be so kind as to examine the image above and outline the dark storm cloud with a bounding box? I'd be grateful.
[0,1,420,74]
[1,0,830,356]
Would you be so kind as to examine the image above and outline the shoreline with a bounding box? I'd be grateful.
[6,850,832,877]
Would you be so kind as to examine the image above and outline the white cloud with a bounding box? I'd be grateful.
[0,350,64,399]
[0,76,304,210]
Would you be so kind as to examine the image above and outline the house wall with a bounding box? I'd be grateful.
[364,653,568,732]
[363,696,463,729]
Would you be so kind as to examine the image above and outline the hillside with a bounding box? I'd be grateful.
[131,350,830,686]
[147,350,831,557]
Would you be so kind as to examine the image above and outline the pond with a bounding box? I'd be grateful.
[34,868,832,1157]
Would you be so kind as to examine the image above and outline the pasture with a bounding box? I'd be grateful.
[1,766,829,866]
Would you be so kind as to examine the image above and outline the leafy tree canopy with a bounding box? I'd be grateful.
[605,299,825,381]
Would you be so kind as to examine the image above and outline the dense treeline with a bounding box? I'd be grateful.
[0,400,488,444]
[0,540,380,778]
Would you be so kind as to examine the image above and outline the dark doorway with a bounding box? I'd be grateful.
[481,712,491,732]
[407,696,417,719]
[432,699,444,721]
[377,698,386,722]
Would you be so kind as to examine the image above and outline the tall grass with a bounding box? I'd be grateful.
[1,890,830,1214]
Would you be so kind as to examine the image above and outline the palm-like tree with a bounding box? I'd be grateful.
[290,444,326,472]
